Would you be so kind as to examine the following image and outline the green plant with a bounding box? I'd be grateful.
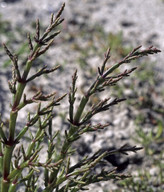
[0,14,11,37]
[134,117,163,155]
[117,107,164,191]
[118,151,164,192]
[118,172,156,192]
[71,26,131,71]
[0,3,161,192]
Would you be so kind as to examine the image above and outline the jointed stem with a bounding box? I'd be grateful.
[1,145,15,192]
[1,56,36,192]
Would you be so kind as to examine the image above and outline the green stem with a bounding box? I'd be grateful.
[46,95,90,190]
[26,128,43,159]
[1,145,15,192]
[15,113,40,143]
[10,59,33,141]
[8,183,17,192]
[8,162,28,180]
[73,96,89,125]
[8,112,17,142]
[46,69,104,190]
[47,124,77,190]
[22,60,33,80]
[8,174,19,192]
[0,142,3,174]
[12,59,33,107]
[1,57,34,192]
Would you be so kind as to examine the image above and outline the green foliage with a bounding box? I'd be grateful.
[117,101,164,191]
[118,151,164,192]
[119,172,156,192]
[0,3,161,192]
[67,24,131,72]
[0,14,11,36]
[135,120,163,155]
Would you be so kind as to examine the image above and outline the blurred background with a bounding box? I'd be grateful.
[0,0,164,191]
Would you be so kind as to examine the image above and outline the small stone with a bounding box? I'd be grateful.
[149,166,160,176]
[106,130,114,138]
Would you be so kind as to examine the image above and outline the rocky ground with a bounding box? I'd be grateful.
[0,0,164,191]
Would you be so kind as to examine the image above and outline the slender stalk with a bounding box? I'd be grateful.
[1,145,15,192]
[26,128,43,159]
[1,5,66,191]
[47,124,78,190]
[9,59,33,140]
[0,141,3,174]
[8,112,17,142]
[1,51,37,192]
[8,183,17,192]
[73,96,89,125]
[8,162,28,180]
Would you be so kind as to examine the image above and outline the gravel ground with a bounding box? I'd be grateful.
[0,0,164,191]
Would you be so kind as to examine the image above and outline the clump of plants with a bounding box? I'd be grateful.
[0,3,161,192]
[117,118,164,192]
